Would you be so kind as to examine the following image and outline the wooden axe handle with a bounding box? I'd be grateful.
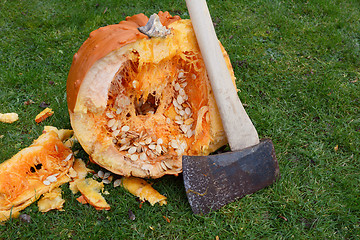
[185,0,259,151]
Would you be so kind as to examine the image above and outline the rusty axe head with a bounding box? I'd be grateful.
[183,139,280,215]
[183,0,280,214]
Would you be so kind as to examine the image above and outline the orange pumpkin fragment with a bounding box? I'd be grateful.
[67,12,236,178]
[121,176,167,206]
[0,127,74,222]
[75,178,110,210]
[37,187,65,212]
[0,113,19,123]
[35,108,54,123]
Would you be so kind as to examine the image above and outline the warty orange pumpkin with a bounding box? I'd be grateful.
[66,11,236,178]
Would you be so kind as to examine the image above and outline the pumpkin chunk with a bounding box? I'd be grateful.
[0,112,18,123]
[121,177,167,206]
[35,108,54,123]
[76,178,110,210]
[37,188,65,212]
[0,127,74,222]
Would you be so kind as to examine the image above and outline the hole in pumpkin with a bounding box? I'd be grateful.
[135,93,159,116]
[30,163,43,173]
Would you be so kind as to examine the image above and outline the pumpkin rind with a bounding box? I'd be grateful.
[67,12,236,178]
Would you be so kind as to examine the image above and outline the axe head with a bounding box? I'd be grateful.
[182,139,280,215]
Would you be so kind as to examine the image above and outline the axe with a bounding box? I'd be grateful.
[182,0,280,214]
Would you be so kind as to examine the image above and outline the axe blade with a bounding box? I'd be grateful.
[182,139,280,215]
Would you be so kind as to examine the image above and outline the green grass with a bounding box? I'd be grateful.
[1,0,359,238]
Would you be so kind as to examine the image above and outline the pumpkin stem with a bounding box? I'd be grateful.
[138,14,171,38]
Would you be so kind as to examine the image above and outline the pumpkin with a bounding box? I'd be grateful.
[0,127,74,222]
[66,11,236,178]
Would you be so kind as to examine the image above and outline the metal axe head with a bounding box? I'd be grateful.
[182,139,280,215]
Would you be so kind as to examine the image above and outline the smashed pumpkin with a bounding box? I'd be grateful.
[0,127,74,221]
[67,11,236,178]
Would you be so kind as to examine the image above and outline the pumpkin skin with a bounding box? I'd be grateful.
[67,12,236,178]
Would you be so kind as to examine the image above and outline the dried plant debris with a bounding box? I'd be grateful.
[0,113,18,123]
[0,126,74,222]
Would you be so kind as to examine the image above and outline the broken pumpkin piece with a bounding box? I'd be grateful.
[76,178,110,210]
[66,11,236,179]
[0,127,74,222]
[121,176,167,206]
[37,187,65,212]
[0,112,19,123]
[35,108,54,123]
[68,158,93,194]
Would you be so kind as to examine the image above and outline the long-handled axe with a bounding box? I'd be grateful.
[182,0,280,214]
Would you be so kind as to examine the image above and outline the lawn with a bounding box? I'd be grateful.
[0,0,359,239]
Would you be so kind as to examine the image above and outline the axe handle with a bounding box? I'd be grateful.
[185,0,259,151]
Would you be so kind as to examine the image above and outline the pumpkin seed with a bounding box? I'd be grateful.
[162,145,168,153]
[186,130,194,138]
[184,118,194,125]
[177,95,184,105]
[120,138,129,144]
[98,170,105,179]
[106,112,114,118]
[121,126,130,132]
[144,137,152,145]
[47,175,57,183]
[43,180,51,186]
[107,119,116,128]
[163,161,172,169]
[148,144,156,150]
[179,88,186,96]
[173,99,180,109]
[130,154,138,161]
[102,179,111,184]
[171,140,179,149]
[146,150,155,158]
[160,161,167,171]
[111,122,118,131]
[114,179,122,188]
[157,138,163,145]
[140,152,147,161]
[174,83,181,91]
[103,172,111,179]
[137,146,142,153]
[119,144,130,151]
[180,125,189,133]
[128,146,137,154]
[156,144,162,154]
[185,107,191,115]
[113,129,121,136]
[64,153,73,162]
[179,110,185,116]
[180,82,187,88]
